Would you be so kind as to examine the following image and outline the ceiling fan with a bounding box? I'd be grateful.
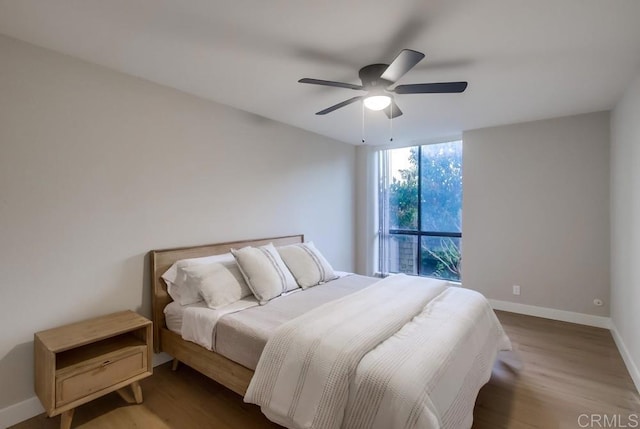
[298,49,467,118]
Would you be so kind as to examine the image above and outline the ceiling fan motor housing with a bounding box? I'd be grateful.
[359,64,393,89]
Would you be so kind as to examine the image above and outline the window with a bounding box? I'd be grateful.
[379,141,462,281]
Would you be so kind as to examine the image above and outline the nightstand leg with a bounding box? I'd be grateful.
[171,358,179,371]
[60,408,74,429]
[131,381,143,404]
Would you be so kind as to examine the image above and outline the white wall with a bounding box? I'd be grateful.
[0,34,355,414]
[462,112,610,316]
[611,71,640,391]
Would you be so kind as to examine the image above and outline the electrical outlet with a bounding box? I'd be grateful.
[513,285,521,296]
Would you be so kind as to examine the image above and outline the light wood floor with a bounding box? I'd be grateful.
[13,311,639,429]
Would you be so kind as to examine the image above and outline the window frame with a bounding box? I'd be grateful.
[383,142,462,279]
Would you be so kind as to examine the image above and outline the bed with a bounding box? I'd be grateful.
[150,234,510,429]
[150,235,305,395]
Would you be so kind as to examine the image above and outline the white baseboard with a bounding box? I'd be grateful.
[489,299,611,329]
[0,397,44,429]
[610,322,640,394]
[0,352,175,429]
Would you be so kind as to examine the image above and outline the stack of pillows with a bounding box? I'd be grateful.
[162,242,338,308]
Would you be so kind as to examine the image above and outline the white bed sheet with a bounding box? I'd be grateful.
[164,300,193,334]
[164,297,261,341]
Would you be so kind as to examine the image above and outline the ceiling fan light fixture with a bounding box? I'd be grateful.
[299,49,467,118]
[363,95,391,111]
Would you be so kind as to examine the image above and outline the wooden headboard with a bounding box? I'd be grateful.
[149,234,304,353]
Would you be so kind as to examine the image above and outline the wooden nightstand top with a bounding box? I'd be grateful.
[35,310,151,353]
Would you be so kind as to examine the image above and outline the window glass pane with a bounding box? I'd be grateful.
[388,146,418,230]
[420,141,462,232]
[420,236,461,281]
[388,234,418,275]
[380,142,463,280]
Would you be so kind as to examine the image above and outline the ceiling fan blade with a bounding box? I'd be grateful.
[383,101,403,119]
[380,49,425,83]
[394,81,468,94]
[299,78,363,90]
[316,96,363,115]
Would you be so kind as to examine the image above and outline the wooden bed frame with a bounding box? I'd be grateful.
[149,234,304,396]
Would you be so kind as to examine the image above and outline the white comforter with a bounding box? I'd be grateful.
[244,274,511,429]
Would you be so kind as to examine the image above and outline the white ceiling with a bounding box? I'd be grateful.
[1,0,640,146]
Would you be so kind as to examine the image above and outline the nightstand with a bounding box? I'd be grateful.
[34,310,153,429]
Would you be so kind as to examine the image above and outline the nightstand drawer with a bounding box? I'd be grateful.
[55,345,147,407]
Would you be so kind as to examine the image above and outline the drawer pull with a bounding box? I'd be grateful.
[101,360,112,367]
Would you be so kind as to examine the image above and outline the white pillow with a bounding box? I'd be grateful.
[278,242,338,289]
[181,262,252,309]
[161,253,236,305]
[231,243,298,305]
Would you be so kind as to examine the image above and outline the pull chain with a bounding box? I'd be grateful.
[361,102,366,144]
[361,100,395,144]
[389,102,394,142]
